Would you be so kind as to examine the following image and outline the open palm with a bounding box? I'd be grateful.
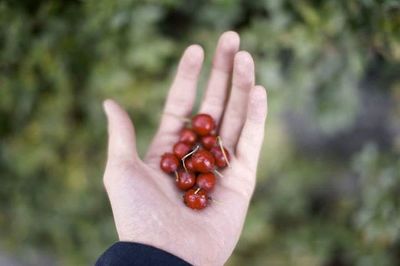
[102,31,268,266]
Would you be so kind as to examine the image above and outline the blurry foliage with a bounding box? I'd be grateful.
[0,0,399,265]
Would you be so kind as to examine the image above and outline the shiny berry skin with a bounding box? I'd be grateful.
[183,188,208,210]
[173,142,191,159]
[160,153,179,174]
[175,170,196,190]
[185,157,196,173]
[191,114,215,136]
[196,173,216,192]
[192,149,215,173]
[179,128,197,145]
[210,146,230,168]
[201,135,217,149]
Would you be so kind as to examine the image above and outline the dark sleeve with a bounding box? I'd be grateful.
[95,242,192,266]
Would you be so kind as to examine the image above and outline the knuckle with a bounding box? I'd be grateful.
[103,158,140,188]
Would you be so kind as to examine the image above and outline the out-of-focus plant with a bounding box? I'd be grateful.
[0,0,399,265]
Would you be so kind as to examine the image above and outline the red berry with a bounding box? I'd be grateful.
[196,173,216,192]
[191,114,215,136]
[173,142,191,159]
[201,135,217,149]
[210,146,230,168]
[192,149,215,173]
[175,170,196,190]
[183,188,208,210]
[185,157,196,173]
[179,128,197,145]
[160,153,179,174]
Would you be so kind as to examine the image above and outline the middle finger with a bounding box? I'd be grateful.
[198,31,240,124]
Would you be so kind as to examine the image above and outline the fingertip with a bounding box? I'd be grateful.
[233,51,255,87]
[178,45,204,79]
[103,99,114,115]
[184,44,204,66]
[103,99,138,161]
[252,85,267,101]
[102,99,132,125]
[256,85,268,111]
[103,99,125,117]
[212,32,240,72]
[248,85,267,123]
[219,31,240,52]
[235,50,254,66]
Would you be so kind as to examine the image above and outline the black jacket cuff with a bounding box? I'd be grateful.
[96,242,191,266]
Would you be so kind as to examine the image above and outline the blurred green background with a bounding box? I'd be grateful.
[1,0,400,265]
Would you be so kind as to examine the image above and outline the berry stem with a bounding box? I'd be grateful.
[217,136,231,168]
[214,169,224,178]
[194,187,201,194]
[163,112,191,123]
[174,171,179,182]
[182,145,200,172]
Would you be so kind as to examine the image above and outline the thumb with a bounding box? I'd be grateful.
[103,99,139,163]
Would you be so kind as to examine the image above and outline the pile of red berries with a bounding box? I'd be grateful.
[160,114,230,210]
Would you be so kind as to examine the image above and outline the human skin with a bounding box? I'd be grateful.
[102,31,268,266]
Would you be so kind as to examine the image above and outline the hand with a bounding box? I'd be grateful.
[102,31,268,266]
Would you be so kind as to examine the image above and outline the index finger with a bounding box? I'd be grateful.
[145,45,204,163]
